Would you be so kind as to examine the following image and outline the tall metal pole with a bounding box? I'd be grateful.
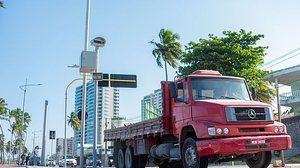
[41,100,48,166]
[19,80,42,160]
[80,0,90,167]
[20,78,27,159]
[64,87,68,168]
[104,118,108,167]
[275,78,285,167]
[65,78,90,168]
[93,47,99,168]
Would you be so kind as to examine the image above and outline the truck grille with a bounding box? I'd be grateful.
[225,107,272,122]
[234,107,266,121]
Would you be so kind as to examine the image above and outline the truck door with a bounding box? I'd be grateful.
[173,80,190,135]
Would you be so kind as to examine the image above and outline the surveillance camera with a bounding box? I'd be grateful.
[91,37,106,47]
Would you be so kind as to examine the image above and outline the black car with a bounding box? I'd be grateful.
[85,156,101,167]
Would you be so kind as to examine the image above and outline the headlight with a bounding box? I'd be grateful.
[216,128,222,134]
[274,126,279,133]
[279,126,284,132]
[223,128,229,134]
[208,127,216,136]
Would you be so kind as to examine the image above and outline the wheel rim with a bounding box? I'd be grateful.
[185,145,197,167]
[248,152,263,164]
[118,150,124,168]
[125,148,132,168]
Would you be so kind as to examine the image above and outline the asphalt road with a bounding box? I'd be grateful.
[2,164,300,168]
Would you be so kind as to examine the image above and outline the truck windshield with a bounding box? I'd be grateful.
[190,77,251,101]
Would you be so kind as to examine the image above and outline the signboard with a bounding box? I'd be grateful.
[49,130,55,140]
[110,74,137,88]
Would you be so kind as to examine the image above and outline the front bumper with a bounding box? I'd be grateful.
[197,135,292,156]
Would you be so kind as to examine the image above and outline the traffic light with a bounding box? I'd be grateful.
[97,73,109,87]
[49,131,55,140]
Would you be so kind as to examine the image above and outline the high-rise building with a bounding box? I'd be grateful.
[141,89,162,121]
[56,137,74,156]
[73,81,119,154]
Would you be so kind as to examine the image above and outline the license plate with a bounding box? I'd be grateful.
[251,139,265,144]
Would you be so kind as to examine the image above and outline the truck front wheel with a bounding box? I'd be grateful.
[182,138,208,168]
[246,151,272,168]
[117,149,125,168]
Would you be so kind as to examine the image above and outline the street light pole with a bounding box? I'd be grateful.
[19,79,42,159]
[80,0,91,167]
[64,77,88,168]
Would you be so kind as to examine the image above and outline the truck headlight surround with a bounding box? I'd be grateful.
[208,127,216,136]
[223,128,229,134]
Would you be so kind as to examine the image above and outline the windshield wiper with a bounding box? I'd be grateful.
[197,96,216,99]
[219,96,238,100]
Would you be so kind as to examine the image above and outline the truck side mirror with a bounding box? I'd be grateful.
[251,86,257,100]
[170,82,177,98]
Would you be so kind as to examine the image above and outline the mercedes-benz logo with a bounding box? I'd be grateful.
[248,109,256,119]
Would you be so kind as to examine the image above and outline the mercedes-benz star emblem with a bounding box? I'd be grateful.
[247,109,256,119]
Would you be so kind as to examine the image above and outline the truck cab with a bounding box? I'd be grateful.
[172,70,291,168]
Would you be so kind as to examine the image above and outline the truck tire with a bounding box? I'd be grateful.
[117,149,125,168]
[246,151,272,168]
[125,147,135,168]
[182,138,208,168]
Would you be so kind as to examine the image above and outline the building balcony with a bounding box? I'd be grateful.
[280,90,300,107]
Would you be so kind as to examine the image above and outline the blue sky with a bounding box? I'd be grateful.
[1,0,300,156]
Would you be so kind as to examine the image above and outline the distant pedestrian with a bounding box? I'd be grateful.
[26,153,30,165]
[21,153,25,165]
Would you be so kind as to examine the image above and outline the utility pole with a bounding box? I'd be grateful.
[41,100,48,166]
[275,79,285,167]
[80,0,90,167]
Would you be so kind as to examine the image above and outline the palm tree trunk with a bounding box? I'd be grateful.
[164,60,168,81]
[0,125,5,164]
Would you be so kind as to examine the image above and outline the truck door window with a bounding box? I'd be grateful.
[176,81,188,102]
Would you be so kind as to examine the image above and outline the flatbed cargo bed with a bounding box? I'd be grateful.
[104,116,170,141]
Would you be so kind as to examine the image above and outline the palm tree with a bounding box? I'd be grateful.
[0,98,8,164]
[149,28,182,81]
[67,112,81,131]
[0,1,4,8]
[9,108,31,158]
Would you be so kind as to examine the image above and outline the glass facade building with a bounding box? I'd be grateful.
[73,81,119,154]
[141,89,162,120]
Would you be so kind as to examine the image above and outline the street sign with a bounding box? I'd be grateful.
[93,72,103,80]
[49,131,55,140]
[110,74,137,88]
[98,73,109,87]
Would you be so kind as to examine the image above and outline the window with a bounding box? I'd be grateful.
[175,81,189,102]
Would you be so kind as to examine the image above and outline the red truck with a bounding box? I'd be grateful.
[104,70,292,168]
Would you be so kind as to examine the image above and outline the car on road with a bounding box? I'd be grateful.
[58,155,77,167]
[46,158,56,166]
[85,156,101,167]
